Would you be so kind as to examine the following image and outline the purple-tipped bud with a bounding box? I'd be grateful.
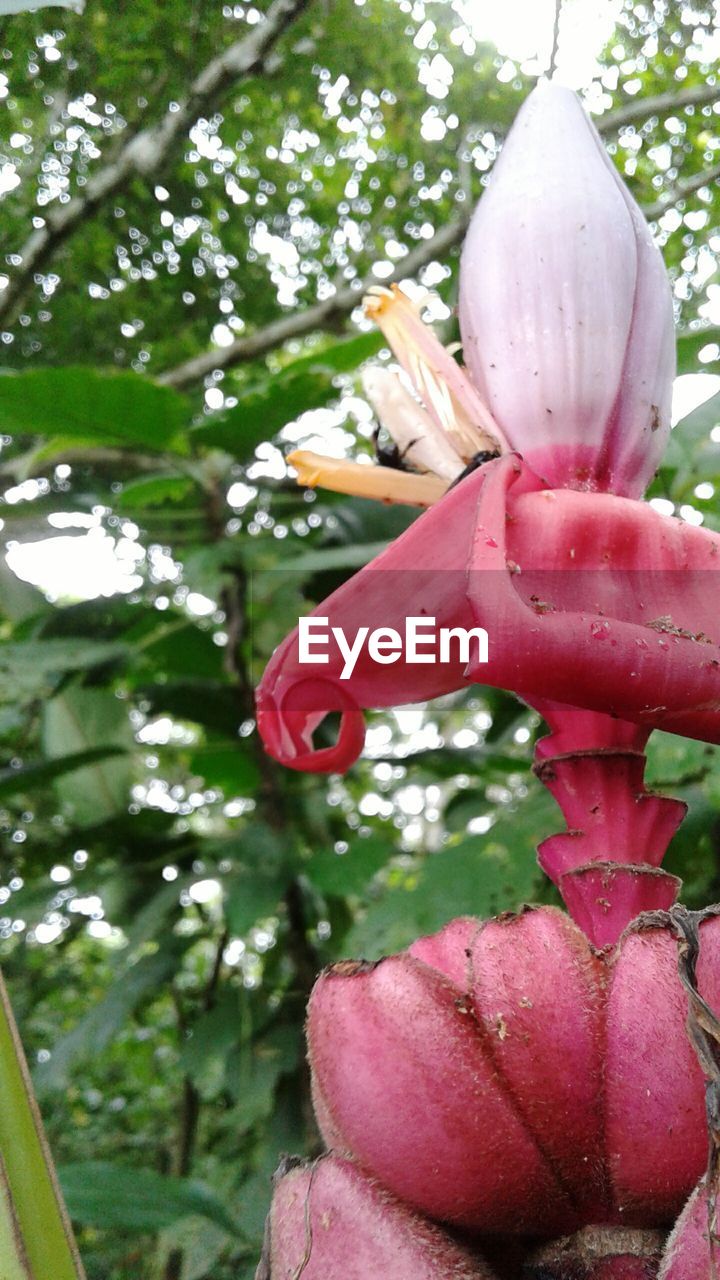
[257,1154,495,1279]
[459,82,675,498]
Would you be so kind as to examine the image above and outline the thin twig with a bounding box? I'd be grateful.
[0,51,711,342]
[597,81,719,134]
[164,927,228,1280]
[158,81,720,389]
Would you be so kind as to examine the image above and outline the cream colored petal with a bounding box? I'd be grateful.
[362,367,465,483]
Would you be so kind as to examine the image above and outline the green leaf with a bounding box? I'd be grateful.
[43,688,134,825]
[665,389,720,498]
[676,326,720,375]
[0,640,127,703]
[307,835,390,897]
[0,368,189,451]
[0,1186,31,1280]
[156,1215,229,1280]
[35,947,183,1094]
[179,991,242,1098]
[120,879,186,954]
[58,1163,243,1237]
[0,561,47,624]
[186,745,260,795]
[444,772,531,833]
[191,367,328,457]
[115,473,194,511]
[344,792,553,959]
[274,541,389,573]
[135,620,224,680]
[0,975,83,1279]
[666,389,720,463]
[0,746,126,801]
[0,1,82,11]
[190,332,382,458]
[136,678,241,736]
[224,867,286,936]
[227,1024,299,1125]
[223,825,292,934]
[301,331,384,375]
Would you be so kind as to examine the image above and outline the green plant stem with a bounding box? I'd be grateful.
[0,970,85,1279]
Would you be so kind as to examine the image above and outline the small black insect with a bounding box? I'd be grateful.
[449,448,501,489]
[373,427,420,472]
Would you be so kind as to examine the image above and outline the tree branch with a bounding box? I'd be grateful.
[159,140,719,391]
[594,81,720,134]
[0,0,312,326]
[158,213,472,388]
[642,161,720,220]
[3,32,714,389]
[158,81,720,390]
[164,928,228,1280]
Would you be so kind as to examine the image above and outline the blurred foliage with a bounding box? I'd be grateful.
[0,1,718,1277]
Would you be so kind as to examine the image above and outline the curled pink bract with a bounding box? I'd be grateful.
[257,455,720,775]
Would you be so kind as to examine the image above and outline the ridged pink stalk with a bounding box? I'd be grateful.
[257,1154,496,1279]
[530,703,686,945]
[308,906,720,1237]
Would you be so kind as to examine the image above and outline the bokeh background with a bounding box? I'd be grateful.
[0,0,720,1276]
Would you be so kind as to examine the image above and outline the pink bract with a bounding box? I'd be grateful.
[257,455,720,775]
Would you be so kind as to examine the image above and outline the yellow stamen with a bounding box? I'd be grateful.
[363,283,423,334]
[364,283,417,317]
[287,450,448,508]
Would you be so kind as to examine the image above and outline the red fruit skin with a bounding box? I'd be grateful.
[308,940,577,1236]
[414,910,611,1224]
[657,1180,719,1279]
[526,1257,657,1278]
[309,905,720,1236]
[583,1264,657,1280]
[605,928,708,1220]
[257,1153,496,1279]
